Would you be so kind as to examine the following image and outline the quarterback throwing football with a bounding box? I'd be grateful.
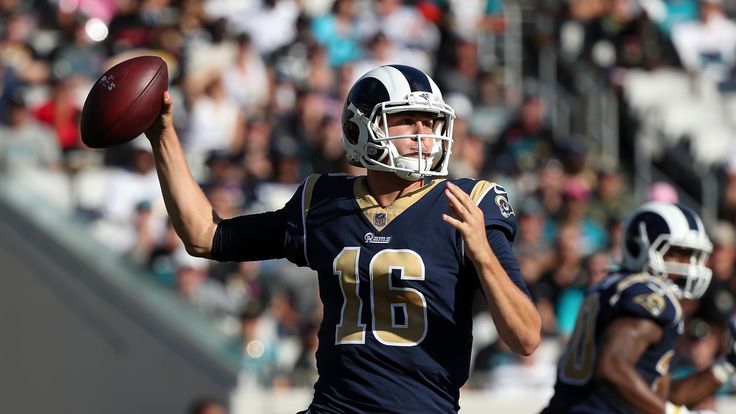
[145,65,541,413]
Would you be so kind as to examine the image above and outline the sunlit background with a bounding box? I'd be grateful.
[2,0,736,413]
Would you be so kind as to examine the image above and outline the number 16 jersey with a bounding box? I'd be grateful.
[278,174,520,413]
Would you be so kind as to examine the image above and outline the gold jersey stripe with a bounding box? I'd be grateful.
[469,180,496,205]
[354,177,445,232]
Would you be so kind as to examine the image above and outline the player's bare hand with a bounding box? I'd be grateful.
[145,91,174,144]
[442,181,492,264]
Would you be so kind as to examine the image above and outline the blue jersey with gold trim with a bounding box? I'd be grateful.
[541,272,683,414]
[278,174,519,413]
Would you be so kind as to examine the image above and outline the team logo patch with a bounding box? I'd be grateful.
[364,232,391,244]
[495,195,515,218]
[373,212,387,227]
[633,293,665,317]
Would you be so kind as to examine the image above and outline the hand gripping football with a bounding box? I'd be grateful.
[80,55,168,148]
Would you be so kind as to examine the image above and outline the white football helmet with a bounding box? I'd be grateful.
[341,64,456,181]
[622,201,713,299]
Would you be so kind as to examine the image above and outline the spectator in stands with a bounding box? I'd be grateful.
[647,180,680,202]
[552,177,608,257]
[531,223,587,337]
[368,0,440,56]
[555,250,612,340]
[311,0,366,68]
[0,11,50,84]
[513,197,556,288]
[469,71,514,140]
[269,87,331,176]
[185,73,245,181]
[228,0,300,57]
[99,138,166,253]
[32,76,82,156]
[175,246,243,319]
[51,14,105,81]
[125,200,158,267]
[698,221,736,324]
[200,150,248,212]
[148,220,181,287]
[232,298,282,387]
[0,63,21,125]
[489,95,556,175]
[221,33,270,112]
[351,32,412,84]
[0,91,61,172]
[435,37,481,101]
[671,0,736,81]
[105,0,152,54]
[586,162,637,229]
[304,43,336,94]
[443,93,483,178]
[534,159,567,223]
[644,0,699,38]
[305,115,347,174]
[719,156,736,222]
[240,115,276,187]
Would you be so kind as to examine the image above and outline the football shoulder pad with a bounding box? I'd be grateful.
[610,273,682,327]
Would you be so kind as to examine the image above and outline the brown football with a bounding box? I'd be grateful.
[80,55,168,148]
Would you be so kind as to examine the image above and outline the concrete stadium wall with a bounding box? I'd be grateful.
[0,192,237,414]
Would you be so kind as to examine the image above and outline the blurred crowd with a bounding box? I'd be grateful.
[2,0,736,403]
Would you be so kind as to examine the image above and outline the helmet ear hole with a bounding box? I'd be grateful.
[625,238,640,259]
[343,119,360,145]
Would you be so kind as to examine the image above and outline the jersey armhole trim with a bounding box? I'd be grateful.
[301,174,321,267]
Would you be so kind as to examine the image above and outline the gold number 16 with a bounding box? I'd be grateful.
[333,247,428,346]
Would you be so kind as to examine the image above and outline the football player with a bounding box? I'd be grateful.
[145,64,541,413]
[541,201,736,414]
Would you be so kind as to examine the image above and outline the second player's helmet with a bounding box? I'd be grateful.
[622,201,713,299]
[341,65,456,180]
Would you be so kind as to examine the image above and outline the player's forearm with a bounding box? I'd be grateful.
[668,367,725,407]
[475,254,541,355]
[597,359,666,414]
[151,130,218,257]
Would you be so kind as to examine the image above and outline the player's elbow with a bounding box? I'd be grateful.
[184,242,211,258]
[517,331,542,356]
[506,329,541,356]
[180,221,218,258]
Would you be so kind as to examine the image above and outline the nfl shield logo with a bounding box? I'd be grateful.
[373,212,387,227]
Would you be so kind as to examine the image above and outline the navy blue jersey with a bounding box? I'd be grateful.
[541,272,683,414]
[272,173,519,413]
